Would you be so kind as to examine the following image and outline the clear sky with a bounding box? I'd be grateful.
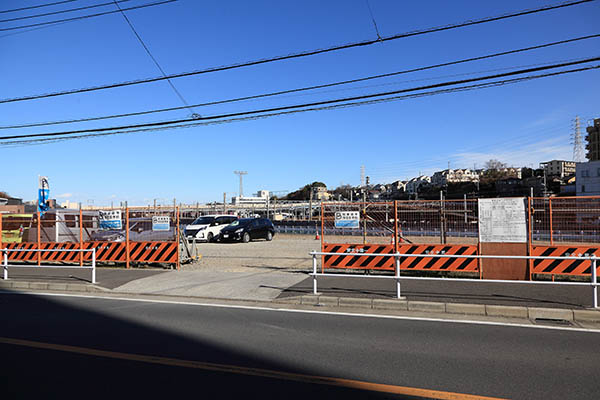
[1,0,599,206]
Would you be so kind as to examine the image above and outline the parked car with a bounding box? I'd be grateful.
[219,218,275,243]
[184,215,238,242]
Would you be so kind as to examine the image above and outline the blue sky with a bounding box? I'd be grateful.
[1,0,599,206]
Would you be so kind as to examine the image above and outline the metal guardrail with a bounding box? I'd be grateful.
[309,251,599,308]
[2,248,97,284]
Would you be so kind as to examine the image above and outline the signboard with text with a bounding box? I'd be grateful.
[99,210,122,230]
[334,211,360,228]
[478,198,527,243]
[152,216,170,231]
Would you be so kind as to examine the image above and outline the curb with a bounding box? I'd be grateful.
[0,280,110,293]
[2,279,600,324]
[284,294,600,323]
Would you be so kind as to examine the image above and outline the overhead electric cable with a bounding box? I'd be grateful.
[0,0,131,23]
[0,0,176,32]
[1,57,598,142]
[0,52,594,130]
[2,65,598,148]
[112,0,197,117]
[0,0,78,15]
[0,0,593,104]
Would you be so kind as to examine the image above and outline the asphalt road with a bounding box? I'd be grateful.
[1,292,599,399]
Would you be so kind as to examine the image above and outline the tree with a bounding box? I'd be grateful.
[484,159,507,171]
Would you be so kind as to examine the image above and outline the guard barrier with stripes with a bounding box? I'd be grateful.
[322,243,478,272]
[4,242,178,264]
[531,245,600,276]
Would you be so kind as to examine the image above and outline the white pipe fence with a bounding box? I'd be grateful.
[2,248,97,284]
[309,251,599,308]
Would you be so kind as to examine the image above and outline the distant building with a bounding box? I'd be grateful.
[540,160,576,178]
[406,176,431,194]
[431,169,479,187]
[231,190,270,205]
[312,186,331,201]
[576,160,600,196]
[586,118,600,161]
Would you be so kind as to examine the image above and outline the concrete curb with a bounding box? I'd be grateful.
[291,294,600,323]
[0,280,109,293]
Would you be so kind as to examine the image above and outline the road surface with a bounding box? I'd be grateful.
[1,291,598,399]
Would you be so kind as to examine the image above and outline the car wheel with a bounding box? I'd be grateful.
[207,233,214,242]
[266,231,273,241]
[242,232,250,243]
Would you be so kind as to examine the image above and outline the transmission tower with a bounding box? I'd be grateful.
[360,165,365,187]
[571,116,585,162]
[234,171,247,197]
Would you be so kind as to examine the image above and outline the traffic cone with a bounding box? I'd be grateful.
[315,231,320,240]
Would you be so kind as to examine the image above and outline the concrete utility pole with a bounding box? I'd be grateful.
[223,193,226,214]
[234,171,247,197]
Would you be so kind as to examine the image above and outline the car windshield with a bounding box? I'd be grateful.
[192,216,215,225]
[229,218,252,227]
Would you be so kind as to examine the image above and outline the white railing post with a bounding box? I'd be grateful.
[3,250,7,280]
[91,248,96,284]
[592,255,597,309]
[395,254,401,299]
[312,252,318,295]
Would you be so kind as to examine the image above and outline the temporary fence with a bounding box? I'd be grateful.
[0,207,181,269]
[2,248,96,283]
[530,196,600,244]
[320,197,600,280]
[309,251,599,308]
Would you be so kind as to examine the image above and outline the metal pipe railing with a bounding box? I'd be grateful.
[2,248,97,284]
[309,251,599,308]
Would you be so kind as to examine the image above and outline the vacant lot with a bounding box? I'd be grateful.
[183,234,321,271]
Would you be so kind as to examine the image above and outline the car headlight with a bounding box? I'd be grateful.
[198,226,206,231]
[235,228,243,233]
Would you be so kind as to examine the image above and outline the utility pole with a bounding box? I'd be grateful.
[234,171,247,197]
[223,192,226,214]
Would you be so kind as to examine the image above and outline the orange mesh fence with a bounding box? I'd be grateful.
[321,202,395,245]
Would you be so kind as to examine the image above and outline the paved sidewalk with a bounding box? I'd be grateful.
[278,275,596,309]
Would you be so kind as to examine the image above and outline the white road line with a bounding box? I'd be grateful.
[2,290,599,333]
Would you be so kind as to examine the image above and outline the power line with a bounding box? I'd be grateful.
[0,0,78,15]
[3,65,598,148]
[0,0,177,32]
[0,0,130,24]
[0,0,593,104]
[112,0,197,118]
[2,58,598,142]
[2,44,596,130]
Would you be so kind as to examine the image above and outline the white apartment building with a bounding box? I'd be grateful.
[576,161,600,196]
[431,169,479,187]
[540,160,576,178]
[406,176,431,193]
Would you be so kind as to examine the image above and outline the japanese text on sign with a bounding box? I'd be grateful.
[478,198,527,243]
[99,210,122,230]
[335,211,360,228]
[152,216,170,231]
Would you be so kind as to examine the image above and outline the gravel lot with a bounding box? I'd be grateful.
[182,234,322,271]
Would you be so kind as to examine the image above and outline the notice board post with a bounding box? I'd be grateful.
[478,198,529,280]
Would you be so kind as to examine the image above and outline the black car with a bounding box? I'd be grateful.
[219,218,275,243]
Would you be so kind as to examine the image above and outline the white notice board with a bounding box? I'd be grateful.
[478,198,527,243]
